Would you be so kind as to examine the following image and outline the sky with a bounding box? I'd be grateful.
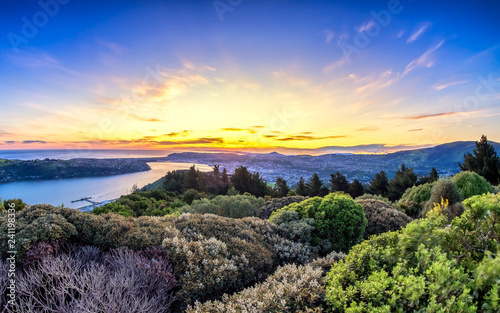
[0,0,499,154]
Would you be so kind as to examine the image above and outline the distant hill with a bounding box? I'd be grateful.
[164,141,500,184]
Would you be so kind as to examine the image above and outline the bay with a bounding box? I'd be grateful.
[0,162,211,209]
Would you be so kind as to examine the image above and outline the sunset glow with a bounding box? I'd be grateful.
[1,0,499,154]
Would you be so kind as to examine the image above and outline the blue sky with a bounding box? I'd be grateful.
[0,0,499,153]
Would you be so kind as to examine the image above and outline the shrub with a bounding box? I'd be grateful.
[161,213,314,308]
[2,198,26,212]
[309,251,346,275]
[422,179,463,219]
[258,196,308,219]
[270,193,367,253]
[325,192,500,312]
[356,199,412,239]
[186,264,326,313]
[0,205,77,259]
[2,245,177,313]
[181,194,265,218]
[356,193,393,206]
[399,182,435,204]
[451,171,494,200]
[183,189,207,205]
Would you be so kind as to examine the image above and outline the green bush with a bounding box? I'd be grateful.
[186,264,326,313]
[422,179,463,219]
[181,194,265,218]
[325,192,500,312]
[270,193,367,253]
[356,193,393,206]
[258,196,308,219]
[356,199,412,239]
[452,171,494,200]
[399,182,435,204]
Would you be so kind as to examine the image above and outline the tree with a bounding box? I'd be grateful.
[295,176,308,196]
[329,172,349,193]
[184,165,200,191]
[163,170,185,193]
[459,135,500,185]
[430,167,439,182]
[368,171,389,197]
[387,163,418,201]
[273,177,290,198]
[307,173,323,197]
[348,179,364,198]
[230,166,269,197]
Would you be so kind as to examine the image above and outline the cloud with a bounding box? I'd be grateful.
[97,38,126,55]
[323,57,348,73]
[356,126,380,132]
[356,69,398,93]
[275,134,347,141]
[402,40,444,77]
[407,22,431,43]
[163,130,191,137]
[82,136,224,146]
[22,140,47,144]
[130,114,161,122]
[433,80,469,90]
[396,30,405,38]
[324,29,335,44]
[4,141,16,144]
[220,127,257,134]
[8,50,79,76]
[401,110,478,120]
[408,128,423,132]
[357,20,375,32]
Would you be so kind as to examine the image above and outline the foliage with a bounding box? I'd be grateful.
[387,163,418,201]
[258,196,308,219]
[309,251,346,275]
[348,179,364,198]
[368,170,389,197]
[0,245,177,313]
[459,135,500,185]
[161,214,314,308]
[330,172,349,193]
[270,193,367,253]
[399,182,435,204]
[295,176,308,196]
[2,198,26,212]
[356,193,393,206]
[422,179,463,220]
[452,171,494,200]
[182,189,207,205]
[307,173,329,197]
[180,194,266,218]
[93,190,181,217]
[230,166,270,197]
[273,176,290,198]
[356,199,412,239]
[163,169,186,193]
[187,264,326,313]
[325,192,500,312]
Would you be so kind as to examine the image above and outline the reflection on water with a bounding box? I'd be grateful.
[0,162,211,209]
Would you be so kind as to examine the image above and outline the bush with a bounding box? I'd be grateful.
[451,171,494,200]
[2,198,26,212]
[161,213,314,308]
[325,192,500,312]
[1,245,177,313]
[183,189,207,205]
[399,182,435,204]
[309,251,346,275]
[270,193,367,253]
[422,179,463,219]
[356,193,393,206]
[258,196,308,219]
[186,264,326,313]
[356,199,412,239]
[181,194,265,218]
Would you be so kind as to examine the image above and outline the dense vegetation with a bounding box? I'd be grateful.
[1,135,499,312]
[0,158,150,183]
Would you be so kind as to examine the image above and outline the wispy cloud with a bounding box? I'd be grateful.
[129,114,161,122]
[275,134,347,141]
[401,110,478,120]
[323,57,348,73]
[220,127,257,134]
[402,40,444,77]
[407,22,431,43]
[356,126,380,132]
[357,20,375,32]
[433,79,469,90]
[324,29,335,44]
[23,140,47,144]
[408,128,423,132]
